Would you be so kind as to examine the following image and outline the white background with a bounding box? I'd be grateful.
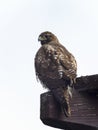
[0,0,98,130]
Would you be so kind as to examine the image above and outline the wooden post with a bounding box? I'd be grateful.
[40,74,98,130]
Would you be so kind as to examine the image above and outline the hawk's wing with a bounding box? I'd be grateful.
[42,43,77,81]
[59,46,77,80]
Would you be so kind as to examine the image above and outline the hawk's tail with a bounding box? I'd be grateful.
[51,87,71,117]
[62,105,71,117]
[62,87,71,117]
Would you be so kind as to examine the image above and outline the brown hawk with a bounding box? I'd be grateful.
[35,31,77,117]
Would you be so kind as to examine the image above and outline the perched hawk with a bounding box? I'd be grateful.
[35,31,77,117]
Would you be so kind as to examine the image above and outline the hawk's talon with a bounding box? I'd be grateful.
[58,70,63,78]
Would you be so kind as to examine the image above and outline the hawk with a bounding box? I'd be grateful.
[35,31,77,117]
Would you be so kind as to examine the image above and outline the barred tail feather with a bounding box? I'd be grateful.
[63,88,71,117]
[50,86,71,117]
[62,106,71,117]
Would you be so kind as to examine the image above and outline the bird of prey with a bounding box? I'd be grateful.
[34,31,77,117]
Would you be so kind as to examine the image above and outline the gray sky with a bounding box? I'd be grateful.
[0,0,98,130]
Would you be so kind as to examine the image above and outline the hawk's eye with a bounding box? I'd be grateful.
[45,34,50,38]
[45,35,48,38]
[43,33,52,41]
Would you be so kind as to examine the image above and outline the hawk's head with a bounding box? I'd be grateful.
[38,31,58,45]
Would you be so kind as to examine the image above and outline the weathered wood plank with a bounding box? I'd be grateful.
[40,75,98,130]
[75,74,98,92]
[40,91,98,130]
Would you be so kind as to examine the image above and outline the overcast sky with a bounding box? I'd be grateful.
[0,0,98,130]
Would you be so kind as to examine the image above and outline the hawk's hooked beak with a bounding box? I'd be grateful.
[38,36,46,41]
[38,36,43,41]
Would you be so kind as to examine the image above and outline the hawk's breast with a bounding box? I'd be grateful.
[35,46,61,79]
